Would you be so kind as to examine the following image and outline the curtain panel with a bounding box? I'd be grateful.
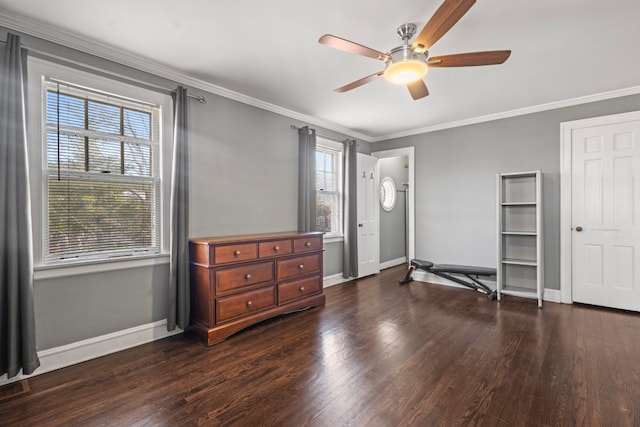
[342,139,358,278]
[168,86,190,331]
[297,126,316,232]
[0,33,40,378]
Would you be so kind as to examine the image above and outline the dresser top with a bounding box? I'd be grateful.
[190,231,324,245]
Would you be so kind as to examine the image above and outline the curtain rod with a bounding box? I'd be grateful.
[1,37,206,104]
[290,124,354,143]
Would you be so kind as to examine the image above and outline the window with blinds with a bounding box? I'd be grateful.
[43,79,161,262]
[316,144,342,236]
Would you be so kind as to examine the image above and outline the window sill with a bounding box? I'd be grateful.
[34,253,170,280]
[323,235,344,244]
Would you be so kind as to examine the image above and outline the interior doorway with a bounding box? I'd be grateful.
[372,147,415,267]
[561,110,640,311]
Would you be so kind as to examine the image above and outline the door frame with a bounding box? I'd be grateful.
[372,146,415,262]
[560,110,640,304]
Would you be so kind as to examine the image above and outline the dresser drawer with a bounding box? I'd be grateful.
[277,254,321,280]
[216,286,276,323]
[259,239,292,258]
[214,243,257,265]
[293,236,322,253]
[278,276,322,304]
[215,261,274,294]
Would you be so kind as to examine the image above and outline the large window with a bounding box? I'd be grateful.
[42,79,162,262]
[316,141,342,237]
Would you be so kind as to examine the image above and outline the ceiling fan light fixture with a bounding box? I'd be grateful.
[319,3,511,99]
[383,45,428,84]
[384,59,428,84]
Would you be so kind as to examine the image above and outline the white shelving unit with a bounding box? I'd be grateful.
[497,171,543,307]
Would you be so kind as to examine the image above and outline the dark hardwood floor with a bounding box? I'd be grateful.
[2,264,639,426]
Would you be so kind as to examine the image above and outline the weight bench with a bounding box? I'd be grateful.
[400,259,497,300]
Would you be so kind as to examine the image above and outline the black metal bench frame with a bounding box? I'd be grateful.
[400,259,497,300]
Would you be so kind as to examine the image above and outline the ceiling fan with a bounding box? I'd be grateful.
[318,0,511,100]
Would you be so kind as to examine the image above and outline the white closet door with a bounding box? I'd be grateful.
[572,119,640,311]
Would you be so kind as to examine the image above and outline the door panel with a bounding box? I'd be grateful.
[357,153,380,277]
[572,120,640,311]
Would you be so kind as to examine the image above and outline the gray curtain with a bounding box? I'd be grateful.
[342,139,358,278]
[168,86,189,331]
[298,126,316,232]
[0,33,40,378]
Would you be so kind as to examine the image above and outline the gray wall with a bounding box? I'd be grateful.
[35,265,169,349]
[323,241,343,276]
[374,94,640,290]
[4,27,368,350]
[5,24,640,352]
[379,156,407,263]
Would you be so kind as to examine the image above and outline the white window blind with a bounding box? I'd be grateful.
[43,79,161,262]
[316,144,342,236]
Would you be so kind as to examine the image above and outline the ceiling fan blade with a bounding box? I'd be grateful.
[319,34,391,61]
[407,80,429,100]
[428,50,511,67]
[335,71,385,93]
[411,0,476,53]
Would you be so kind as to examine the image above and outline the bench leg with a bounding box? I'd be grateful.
[430,270,497,300]
[399,265,416,285]
[465,274,497,300]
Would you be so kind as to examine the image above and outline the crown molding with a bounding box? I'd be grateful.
[0,11,374,142]
[371,85,640,142]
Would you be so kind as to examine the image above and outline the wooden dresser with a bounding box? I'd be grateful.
[188,231,325,346]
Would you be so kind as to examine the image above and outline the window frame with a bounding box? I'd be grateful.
[315,138,343,241]
[27,57,173,277]
[42,80,161,262]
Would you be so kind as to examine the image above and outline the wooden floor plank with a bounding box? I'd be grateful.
[2,265,640,426]
[0,379,29,402]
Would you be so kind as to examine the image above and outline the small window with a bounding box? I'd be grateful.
[316,142,342,237]
[380,176,397,212]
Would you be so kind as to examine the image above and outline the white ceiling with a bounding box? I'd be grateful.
[1,0,639,142]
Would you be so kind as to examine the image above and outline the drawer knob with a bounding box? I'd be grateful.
[245,274,252,280]
[234,250,241,256]
[305,242,311,247]
[298,264,304,270]
[274,246,280,251]
[246,300,252,308]
[299,286,305,292]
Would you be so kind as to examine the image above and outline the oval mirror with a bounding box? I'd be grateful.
[380,176,397,212]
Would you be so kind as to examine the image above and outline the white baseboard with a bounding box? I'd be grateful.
[324,273,353,288]
[380,257,407,270]
[0,319,182,387]
[324,258,407,289]
[412,271,563,303]
[541,288,562,303]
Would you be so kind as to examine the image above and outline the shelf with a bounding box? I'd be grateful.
[501,258,537,266]
[501,205,537,234]
[499,287,539,299]
[500,261,538,290]
[501,174,538,203]
[497,171,543,307]
[502,202,536,206]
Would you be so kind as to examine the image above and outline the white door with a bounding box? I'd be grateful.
[357,153,380,277]
[571,118,640,311]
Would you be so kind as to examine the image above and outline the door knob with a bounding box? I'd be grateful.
[358,223,363,228]
[575,226,583,232]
